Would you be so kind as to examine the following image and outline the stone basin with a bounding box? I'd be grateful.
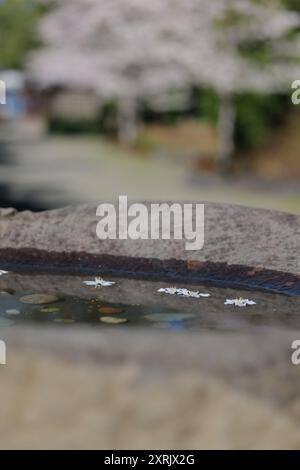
[0,202,299,449]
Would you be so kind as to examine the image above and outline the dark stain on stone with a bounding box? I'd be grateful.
[0,247,299,296]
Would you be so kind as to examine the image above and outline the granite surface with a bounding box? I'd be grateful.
[0,203,299,294]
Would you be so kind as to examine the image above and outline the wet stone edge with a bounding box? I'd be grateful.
[0,247,299,296]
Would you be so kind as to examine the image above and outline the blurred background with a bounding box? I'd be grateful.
[0,0,299,213]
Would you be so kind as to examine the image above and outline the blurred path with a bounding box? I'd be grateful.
[0,118,299,213]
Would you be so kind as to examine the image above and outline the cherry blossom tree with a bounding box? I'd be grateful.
[28,0,300,164]
[29,0,193,142]
[185,0,300,168]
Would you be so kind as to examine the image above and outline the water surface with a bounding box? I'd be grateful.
[0,272,299,333]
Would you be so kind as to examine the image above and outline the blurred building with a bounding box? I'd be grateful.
[0,70,26,120]
[48,89,100,121]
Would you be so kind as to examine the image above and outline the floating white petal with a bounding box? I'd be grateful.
[158,287,178,295]
[224,297,256,307]
[158,287,210,298]
[83,277,115,288]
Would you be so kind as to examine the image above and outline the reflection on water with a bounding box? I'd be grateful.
[0,289,199,331]
[0,276,300,333]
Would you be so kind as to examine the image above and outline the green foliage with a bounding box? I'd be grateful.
[195,89,219,123]
[238,40,274,67]
[282,0,300,12]
[196,88,289,150]
[48,116,100,135]
[235,93,289,149]
[0,0,41,69]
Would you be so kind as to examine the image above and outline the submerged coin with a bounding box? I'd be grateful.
[20,294,60,305]
[98,307,124,315]
[100,316,128,324]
